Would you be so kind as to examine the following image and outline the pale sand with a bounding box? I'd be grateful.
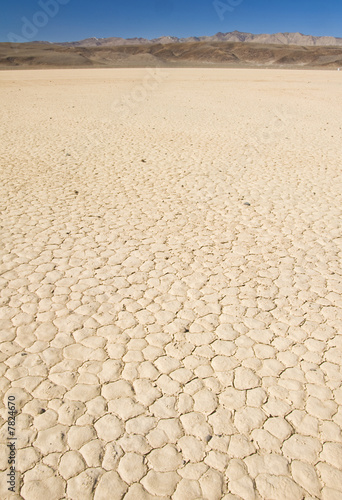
[0,68,342,499]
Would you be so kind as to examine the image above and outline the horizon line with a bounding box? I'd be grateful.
[3,29,342,45]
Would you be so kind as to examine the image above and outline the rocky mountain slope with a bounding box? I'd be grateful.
[1,40,342,69]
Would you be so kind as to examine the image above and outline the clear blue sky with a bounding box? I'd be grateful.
[1,0,341,43]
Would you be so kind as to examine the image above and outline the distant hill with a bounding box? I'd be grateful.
[1,40,342,70]
[58,31,342,47]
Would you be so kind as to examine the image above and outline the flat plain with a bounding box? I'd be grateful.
[0,68,342,499]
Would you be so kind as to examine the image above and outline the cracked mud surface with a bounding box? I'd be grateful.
[0,68,342,499]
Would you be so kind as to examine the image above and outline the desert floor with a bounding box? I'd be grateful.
[0,68,342,500]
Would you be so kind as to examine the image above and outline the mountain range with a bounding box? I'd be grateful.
[2,39,342,70]
[58,31,342,48]
[2,30,342,70]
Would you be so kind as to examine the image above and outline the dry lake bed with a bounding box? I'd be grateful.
[0,68,342,499]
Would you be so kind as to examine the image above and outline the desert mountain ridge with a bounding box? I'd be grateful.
[1,39,342,70]
[56,30,342,47]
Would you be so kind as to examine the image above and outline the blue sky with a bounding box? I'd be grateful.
[2,0,341,43]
